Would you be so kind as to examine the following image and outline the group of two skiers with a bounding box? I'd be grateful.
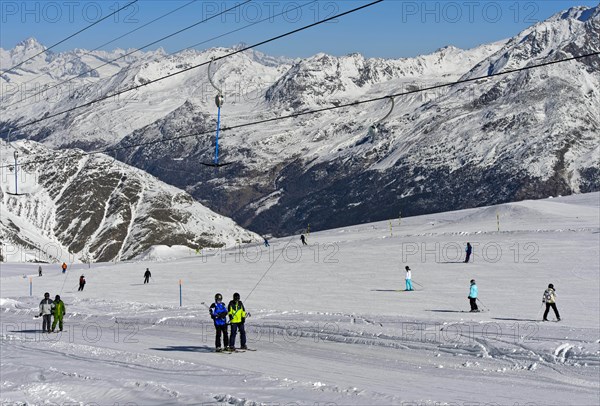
[209,292,250,352]
[405,266,560,319]
[38,292,66,333]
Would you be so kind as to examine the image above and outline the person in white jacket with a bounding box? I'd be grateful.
[38,292,53,333]
[405,266,414,291]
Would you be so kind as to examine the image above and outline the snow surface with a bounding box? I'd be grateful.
[1,192,599,405]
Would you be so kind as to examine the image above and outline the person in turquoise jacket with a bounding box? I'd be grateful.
[468,279,478,312]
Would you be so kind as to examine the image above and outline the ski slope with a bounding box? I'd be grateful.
[1,193,599,405]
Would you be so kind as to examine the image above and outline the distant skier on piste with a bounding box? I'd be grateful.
[38,265,42,277]
[300,234,307,245]
[51,295,66,332]
[144,268,151,284]
[263,237,270,247]
[78,275,86,291]
[542,284,561,321]
[38,292,53,333]
[465,242,473,263]
[61,262,67,274]
[228,292,248,351]
[404,266,413,291]
[209,293,229,352]
[468,279,479,312]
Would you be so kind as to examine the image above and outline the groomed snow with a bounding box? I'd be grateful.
[1,193,599,405]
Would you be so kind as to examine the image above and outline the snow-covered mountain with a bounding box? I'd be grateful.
[1,5,598,236]
[0,140,258,263]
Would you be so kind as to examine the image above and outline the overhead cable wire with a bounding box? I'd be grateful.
[3,0,317,112]
[0,0,384,135]
[1,0,139,74]
[1,0,251,109]
[2,50,597,171]
[4,0,198,93]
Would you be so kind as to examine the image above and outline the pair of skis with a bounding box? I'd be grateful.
[216,348,257,354]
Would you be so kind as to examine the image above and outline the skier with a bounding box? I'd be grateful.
[61,262,67,274]
[209,293,229,352]
[51,295,66,332]
[38,265,42,277]
[300,234,307,246]
[542,283,561,321]
[78,275,86,291]
[263,237,270,247]
[228,292,248,350]
[38,292,53,333]
[468,279,478,312]
[464,242,473,263]
[143,268,151,284]
[405,266,413,291]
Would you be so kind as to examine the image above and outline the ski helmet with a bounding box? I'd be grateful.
[233,292,240,300]
[55,295,60,300]
[405,266,410,271]
[215,293,222,301]
[44,292,50,297]
[470,279,476,284]
[548,283,554,289]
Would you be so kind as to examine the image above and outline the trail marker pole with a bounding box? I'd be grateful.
[179,279,182,307]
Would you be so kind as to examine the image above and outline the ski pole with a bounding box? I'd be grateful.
[476,298,489,310]
[536,303,544,319]
[412,280,424,288]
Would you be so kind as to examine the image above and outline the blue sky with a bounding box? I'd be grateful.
[0,1,597,58]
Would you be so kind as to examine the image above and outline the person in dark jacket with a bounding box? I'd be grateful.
[542,284,561,321]
[228,292,248,350]
[464,242,473,263]
[209,293,229,351]
[143,268,151,284]
[38,292,53,333]
[78,275,86,291]
[38,266,43,277]
[300,234,307,245]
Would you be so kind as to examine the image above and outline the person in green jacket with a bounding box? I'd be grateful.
[51,295,66,332]
[228,292,248,350]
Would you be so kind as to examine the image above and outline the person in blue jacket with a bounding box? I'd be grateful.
[468,279,478,312]
[209,293,229,352]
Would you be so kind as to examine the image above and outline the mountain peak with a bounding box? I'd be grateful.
[15,37,46,51]
[553,5,598,22]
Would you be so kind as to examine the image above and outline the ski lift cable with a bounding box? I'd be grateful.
[1,0,139,75]
[1,51,596,171]
[0,0,384,137]
[3,0,318,112]
[3,0,198,94]
[1,0,252,110]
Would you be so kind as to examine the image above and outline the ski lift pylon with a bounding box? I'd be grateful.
[6,149,28,196]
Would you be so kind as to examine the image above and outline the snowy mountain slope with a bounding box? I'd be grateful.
[1,192,598,404]
[0,140,258,262]
[1,6,599,237]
